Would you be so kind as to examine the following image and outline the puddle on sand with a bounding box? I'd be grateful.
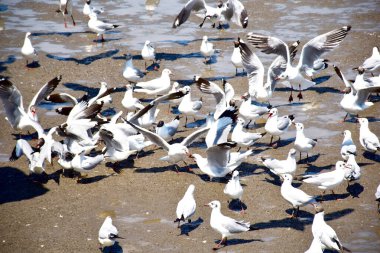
[345,231,380,253]
[0,153,10,163]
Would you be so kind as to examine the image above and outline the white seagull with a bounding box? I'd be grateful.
[238,93,270,126]
[304,237,324,253]
[141,40,156,69]
[156,115,180,141]
[356,46,380,74]
[174,184,196,227]
[340,130,356,160]
[294,122,317,162]
[358,117,380,153]
[376,184,380,213]
[122,84,144,112]
[88,13,119,42]
[70,150,104,174]
[231,118,266,148]
[261,148,297,177]
[281,174,317,218]
[231,38,243,74]
[21,32,38,67]
[122,54,145,84]
[98,216,122,250]
[264,108,294,147]
[206,200,251,250]
[134,68,173,92]
[200,36,215,63]
[247,26,351,99]
[178,86,204,126]
[10,139,45,174]
[344,153,361,182]
[224,170,244,212]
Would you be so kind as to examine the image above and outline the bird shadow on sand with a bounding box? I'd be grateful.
[105,159,135,174]
[0,55,16,73]
[46,49,119,65]
[252,208,354,231]
[92,37,122,43]
[227,199,247,213]
[346,182,364,198]
[238,162,266,177]
[363,152,380,162]
[156,52,204,61]
[213,238,263,248]
[63,82,124,98]
[366,116,380,123]
[179,217,203,236]
[102,241,123,253]
[134,164,195,174]
[0,166,49,204]
[26,61,40,68]
[319,192,351,202]
[158,37,234,47]
[31,31,93,37]
[77,175,113,184]
[298,154,320,164]
[304,163,333,174]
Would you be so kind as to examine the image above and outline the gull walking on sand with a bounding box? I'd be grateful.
[294,122,317,162]
[174,184,196,228]
[264,108,294,147]
[123,54,145,84]
[88,13,119,42]
[141,40,156,69]
[21,32,38,67]
[340,130,356,160]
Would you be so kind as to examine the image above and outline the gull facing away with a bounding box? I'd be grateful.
[206,200,252,250]
[57,0,76,28]
[231,38,243,74]
[281,174,317,218]
[247,26,351,99]
[355,46,380,74]
[172,0,248,29]
[178,86,204,126]
[312,203,350,252]
[21,32,38,67]
[174,184,196,228]
[200,36,216,63]
[134,68,173,93]
[0,76,62,137]
[123,54,145,84]
[126,120,209,172]
[301,161,349,199]
[238,93,270,127]
[156,115,180,141]
[231,118,266,148]
[141,40,156,69]
[340,130,356,160]
[294,122,317,162]
[224,170,244,212]
[122,84,144,111]
[261,148,297,177]
[88,13,119,42]
[98,216,122,251]
[265,108,294,147]
[358,117,380,153]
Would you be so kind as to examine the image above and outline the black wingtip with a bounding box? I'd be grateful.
[289,115,295,121]
[175,115,180,120]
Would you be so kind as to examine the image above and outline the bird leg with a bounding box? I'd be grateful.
[235,68,238,75]
[211,23,216,28]
[299,152,302,163]
[173,164,180,173]
[213,237,227,250]
[297,85,303,100]
[269,136,273,146]
[71,15,76,26]
[199,15,211,28]
[237,147,241,152]
[245,120,251,129]
[145,61,147,69]
[101,34,105,43]
[288,85,294,103]
[306,153,309,163]
[183,161,191,172]
[217,22,223,29]
[342,113,349,123]
[239,200,245,214]
[184,116,188,127]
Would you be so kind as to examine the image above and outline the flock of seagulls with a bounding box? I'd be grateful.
[1,0,379,252]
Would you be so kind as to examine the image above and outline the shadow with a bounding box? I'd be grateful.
[197,173,228,183]
[312,75,331,85]
[0,55,16,72]
[320,192,350,202]
[185,118,207,129]
[227,199,247,212]
[158,37,233,47]
[0,167,49,204]
[46,49,119,65]
[214,238,263,248]
[285,208,314,218]
[179,217,203,236]
[365,116,380,123]
[92,37,122,43]
[134,164,193,174]
[238,162,266,177]
[363,151,380,162]
[103,241,123,253]
[63,82,124,98]
[105,159,135,174]
[309,86,341,94]
[155,52,204,61]
[32,31,93,37]
[304,163,333,174]
[276,137,294,149]
[77,175,111,184]
[298,154,320,164]
[26,61,40,68]
[101,108,117,117]
[346,182,364,198]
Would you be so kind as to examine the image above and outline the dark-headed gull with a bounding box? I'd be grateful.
[206,200,252,250]
[247,26,351,100]
[223,170,244,212]
[122,54,146,84]
[141,40,156,69]
[264,108,294,147]
[231,38,243,74]
[21,32,38,67]
[0,76,62,137]
[174,184,196,228]
[261,148,297,177]
[98,216,122,250]
[294,122,317,162]
[156,115,180,141]
[88,13,119,42]
[57,0,76,28]
[340,130,356,160]
[358,118,380,152]
[355,46,380,74]
[281,174,317,218]
[305,59,329,79]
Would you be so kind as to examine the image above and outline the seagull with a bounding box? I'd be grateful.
[45,92,78,105]
[301,161,349,199]
[98,216,122,250]
[178,86,204,126]
[122,54,146,84]
[0,76,62,137]
[223,79,235,106]
[304,237,324,253]
[247,26,351,100]
[238,93,270,126]
[83,0,104,17]
[172,0,248,29]
[127,102,160,128]
[57,0,76,28]
[206,200,251,250]
[261,148,297,177]
[344,153,361,182]
[134,68,173,92]
[9,139,45,174]
[358,117,380,153]
[239,39,299,103]
[281,174,317,218]
[21,32,38,67]
[88,81,116,106]
[126,120,209,172]
[231,38,243,74]
[334,65,380,121]
[122,84,144,112]
[375,184,380,213]
[355,46,380,74]
[264,108,294,147]
[70,150,104,175]
[88,13,119,42]
[224,170,244,212]
[340,130,356,160]
[226,149,253,173]
[231,118,266,148]
[305,59,329,79]
[190,142,237,180]
[294,122,317,162]
[141,40,156,69]
[174,184,196,228]
[312,203,349,252]
[200,36,215,63]
[156,115,180,141]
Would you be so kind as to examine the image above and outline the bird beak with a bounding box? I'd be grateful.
[267,113,272,118]
[204,204,210,207]
[188,153,194,158]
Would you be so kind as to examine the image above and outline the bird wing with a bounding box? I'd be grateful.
[153,88,189,104]
[45,93,78,105]
[246,33,289,61]
[28,75,62,111]
[298,26,351,70]
[196,77,225,105]
[220,215,250,233]
[239,41,265,88]
[0,78,24,127]
[126,121,170,151]
[333,65,353,89]
[207,142,236,169]
[172,0,206,28]
[9,139,33,161]
[206,107,237,148]
[99,129,124,151]
[277,116,291,131]
[223,0,248,28]
[129,101,155,123]
[181,126,210,146]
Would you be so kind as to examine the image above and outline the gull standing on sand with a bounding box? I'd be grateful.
[123,54,146,84]
[344,153,361,182]
[340,130,356,160]
[174,184,196,227]
[98,216,122,250]
[231,38,243,74]
[156,115,180,141]
[224,170,244,212]
[21,32,38,66]
[206,200,251,250]
[358,118,380,153]
[122,84,144,111]
[281,174,317,218]
[265,108,294,147]
[88,13,119,42]
[57,0,76,28]
[141,40,156,69]
[200,36,215,63]
[134,68,173,92]
[247,26,351,100]
[178,86,203,126]
[261,148,297,177]
[312,203,349,252]
[238,93,270,126]
[355,46,380,74]
[231,118,265,148]
[294,122,317,162]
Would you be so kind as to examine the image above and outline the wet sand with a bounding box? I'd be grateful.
[0,0,380,252]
